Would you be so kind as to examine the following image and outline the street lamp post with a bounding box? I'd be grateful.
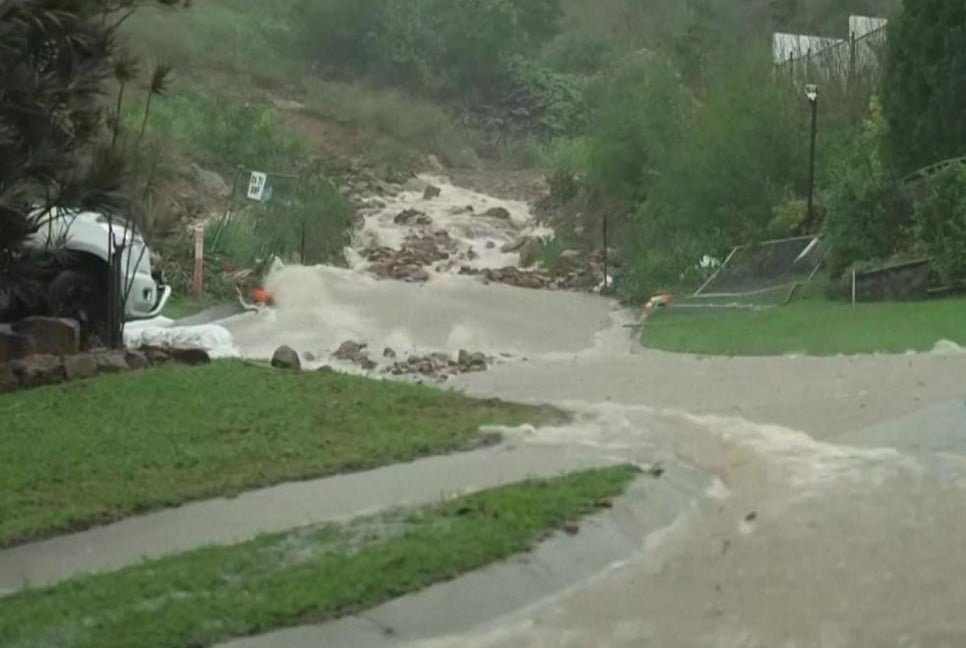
[805,84,819,233]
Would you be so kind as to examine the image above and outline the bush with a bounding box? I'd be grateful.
[912,165,966,284]
[825,97,912,277]
[255,175,353,266]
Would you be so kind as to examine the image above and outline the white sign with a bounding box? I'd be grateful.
[246,171,267,201]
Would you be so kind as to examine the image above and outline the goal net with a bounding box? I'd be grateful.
[673,235,827,312]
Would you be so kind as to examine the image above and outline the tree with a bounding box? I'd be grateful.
[883,0,966,173]
[0,0,186,324]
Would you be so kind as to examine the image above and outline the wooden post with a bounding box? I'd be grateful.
[852,268,855,308]
[193,223,205,297]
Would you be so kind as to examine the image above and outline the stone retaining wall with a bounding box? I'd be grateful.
[0,316,210,394]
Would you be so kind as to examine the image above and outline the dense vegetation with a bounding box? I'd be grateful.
[5,0,963,309]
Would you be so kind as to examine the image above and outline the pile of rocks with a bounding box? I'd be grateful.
[1,316,210,393]
[332,340,377,371]
[366,230,457,283]
[393,208,433,226]
[385,349,489,380]
[458,266,600,291]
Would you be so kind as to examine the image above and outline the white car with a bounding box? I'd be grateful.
[27,208,171,326]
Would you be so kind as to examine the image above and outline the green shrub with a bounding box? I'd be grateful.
[912,165,966,283]
[126,82,306,174]
[255,176,353,266]
[825,97,912,277]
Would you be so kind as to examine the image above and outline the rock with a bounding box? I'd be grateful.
[18,355,66,388]
[95,351,130,374]
[485,240,496,249]
[271,345,301,370]
[140,345,172,366]
[415,214,433,226]
[334,340,376,369]
[167,347,211,366]
[481,206,511,220]
[64,353,99,380]
[595,497,615,509]
[383,347,397,359]
[563,520,581,535]
[303,351,317,362]
[0,362,19,392]
[334,341,366,360]
[555,249,582,276]
[394,209,426,225]
[316,365,335,374]
[124,350,150,371]
[405,268,431,283]
[458,349,487,372]
[12,317,80,356]
[0,331,35,363]
[450,205,474,215]
[423,184,442,200]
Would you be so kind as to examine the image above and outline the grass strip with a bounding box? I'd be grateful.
[643,297,966,356]
[0,362,560,547]
[0,466,639,648]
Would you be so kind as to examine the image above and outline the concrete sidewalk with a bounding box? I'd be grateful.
[0,443,617,596]
[215,464,706,648]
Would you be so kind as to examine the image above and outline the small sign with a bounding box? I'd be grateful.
[247,171,267,201]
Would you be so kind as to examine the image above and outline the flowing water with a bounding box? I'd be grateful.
[211,175,966,646]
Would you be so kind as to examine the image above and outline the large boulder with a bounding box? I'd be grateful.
[271,345,301,370]
[0,331,35,363]
[12,317,79,356]
[423,184,442,200]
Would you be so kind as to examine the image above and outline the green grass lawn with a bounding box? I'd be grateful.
[0,466,638,648]
[643,297,966,356]
[0,363,560,548]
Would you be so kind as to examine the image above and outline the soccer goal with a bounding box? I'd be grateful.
[674,235,828,312]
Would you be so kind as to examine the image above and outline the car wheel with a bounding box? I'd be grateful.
[47,269,109,348]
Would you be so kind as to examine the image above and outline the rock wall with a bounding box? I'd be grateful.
[0,316,210,394]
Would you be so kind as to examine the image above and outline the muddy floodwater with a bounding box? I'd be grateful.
[140,176,966,646]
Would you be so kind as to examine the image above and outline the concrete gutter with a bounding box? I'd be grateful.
[216,462,708,648]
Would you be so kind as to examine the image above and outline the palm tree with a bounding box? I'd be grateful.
[0,0,187,327]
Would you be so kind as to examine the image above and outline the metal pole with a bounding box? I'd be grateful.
[602,213,609,292]
[109,235,125,350]
[805,95,818,232]
[300,218,306,265]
